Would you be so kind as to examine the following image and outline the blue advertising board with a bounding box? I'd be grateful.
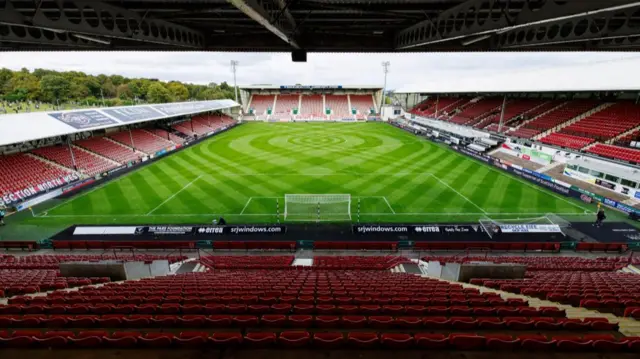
[102,106,164,123]
[49,110,119,130]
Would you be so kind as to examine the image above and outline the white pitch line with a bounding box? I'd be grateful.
[428,173,488,214]
[239,197,253,215]
[146,175,203,215]
[382,196,396,214]
[37,212,588,218]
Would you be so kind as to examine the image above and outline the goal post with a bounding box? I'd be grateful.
[284,194,351,222]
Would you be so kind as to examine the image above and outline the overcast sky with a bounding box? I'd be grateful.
[0,51,638,90]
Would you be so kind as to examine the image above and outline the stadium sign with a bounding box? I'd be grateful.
[49,110,119,130]
[102,106,164,123]
[280,85,343,90]
[71,225,286,237]
[1,173,80,207]
[353,225,482,235]
[499,224,562,233]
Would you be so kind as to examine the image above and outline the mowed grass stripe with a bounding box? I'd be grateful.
[37,122,594,227]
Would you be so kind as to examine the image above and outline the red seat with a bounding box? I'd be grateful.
[585,334,627,352]
[176,331,208,347]
[244,332,276,348]
[210,332,243,346]
[261,314,287,326]
[278,331,310,348]
[449,333,485,350]
[415,333,448,349]
[312,332,344,349]
[347,332,378,348]
[520,334,556,351]
[485,334,520,350]
[381,333,413,349]
[554,335,592,351]
[139,333,174,348]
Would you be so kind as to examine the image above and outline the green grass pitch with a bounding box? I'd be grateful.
[5,122,602,240]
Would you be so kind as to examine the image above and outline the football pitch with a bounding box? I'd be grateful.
[5,122,601,240]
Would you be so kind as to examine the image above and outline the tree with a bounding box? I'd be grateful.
[102,79,117,98]
[146,82,173,103]
[8,71,41,100]
[0,68,13,95]
[116,84,132,100]
[167,82,189,101]
[109,74,125,86]
[40,75,71,102]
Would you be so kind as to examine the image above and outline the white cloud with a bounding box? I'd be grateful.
[0,51,637,90]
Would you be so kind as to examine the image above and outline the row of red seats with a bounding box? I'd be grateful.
[421,255,622,271]
[0,314,613,331]
[0,330,636,351]
[0,153,72,200]
[587,143,640,163]
[539,132,594,150]
[0,303,539,316]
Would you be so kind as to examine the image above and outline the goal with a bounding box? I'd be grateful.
[284,194,351,222]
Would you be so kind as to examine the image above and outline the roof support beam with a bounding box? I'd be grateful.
[395,0,640,50]
[0,0,204,48]
[227,0,300,48]
[495,4,640,50]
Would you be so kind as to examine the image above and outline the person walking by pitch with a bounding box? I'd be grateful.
[593,207,606,228]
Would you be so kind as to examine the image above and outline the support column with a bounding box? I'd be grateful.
[129,127,136,150]
[498,95,508,133]
[435,95,440,117]
[67,137,77,171]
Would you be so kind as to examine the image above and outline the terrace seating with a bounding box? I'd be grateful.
[539,132,594,150]
[193,114,235,131]
[0,254,186,270]
[616,128,640,147]
[149,129,185,144]
[312,256,410,270]
[522,100,598,132]
[249,95,275,116]
[475,99,549,130]
[199,256,294,269]
[448,98,503,126]
[173,120,211,136]
[561,101,640,141]
[300,95,324,119]
[0,263,630,352]
[509,127,541,139]
[0,330,635,350]
[273,94,299,119]
[110,129,174,155]
[75,137,140,164]
[587,143,640,163]
[413,97,468,117]
[0,153,72,199]
[0,269,109,297]
[325,95,350,118]
[31,145,117,177]
[350,95,375,119]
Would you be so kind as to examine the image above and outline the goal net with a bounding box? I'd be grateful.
[284,194,351,222]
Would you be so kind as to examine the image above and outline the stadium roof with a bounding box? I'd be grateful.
[1,1,639,52]
[0,99,239,147]
[395,57,640,94]
[240,85,382,90]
